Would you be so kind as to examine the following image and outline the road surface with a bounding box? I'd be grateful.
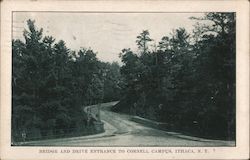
[23,102,235,147]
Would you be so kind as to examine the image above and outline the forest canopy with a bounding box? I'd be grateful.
[12,12,235,142]
[12,20,122,141]
[113,12,236,140]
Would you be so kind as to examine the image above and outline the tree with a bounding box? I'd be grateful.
[102,62,122,102]
[12,20,106,142]
[190,13,236,139]
[114,13,236,140]
[136,30,153,55]
[158,36,170,51]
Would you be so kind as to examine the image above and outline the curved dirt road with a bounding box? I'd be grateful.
[24,102,235,147]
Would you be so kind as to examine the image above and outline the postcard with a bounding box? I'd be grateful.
[0,0,249,159]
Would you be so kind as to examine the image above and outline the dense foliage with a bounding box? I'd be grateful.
[12,20,122,141]
[12,12,235,142]
[113,13,236,140]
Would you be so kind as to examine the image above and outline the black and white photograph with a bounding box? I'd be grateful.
[1,0,249,160]
[11,11,236,147]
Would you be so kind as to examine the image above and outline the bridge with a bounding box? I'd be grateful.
[21,101,234,147]
[83,103,107,133]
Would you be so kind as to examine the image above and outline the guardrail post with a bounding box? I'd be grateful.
[97,103,101,122]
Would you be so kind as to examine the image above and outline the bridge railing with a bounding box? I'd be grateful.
[83,104,104,133]
[83,101,119,122]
